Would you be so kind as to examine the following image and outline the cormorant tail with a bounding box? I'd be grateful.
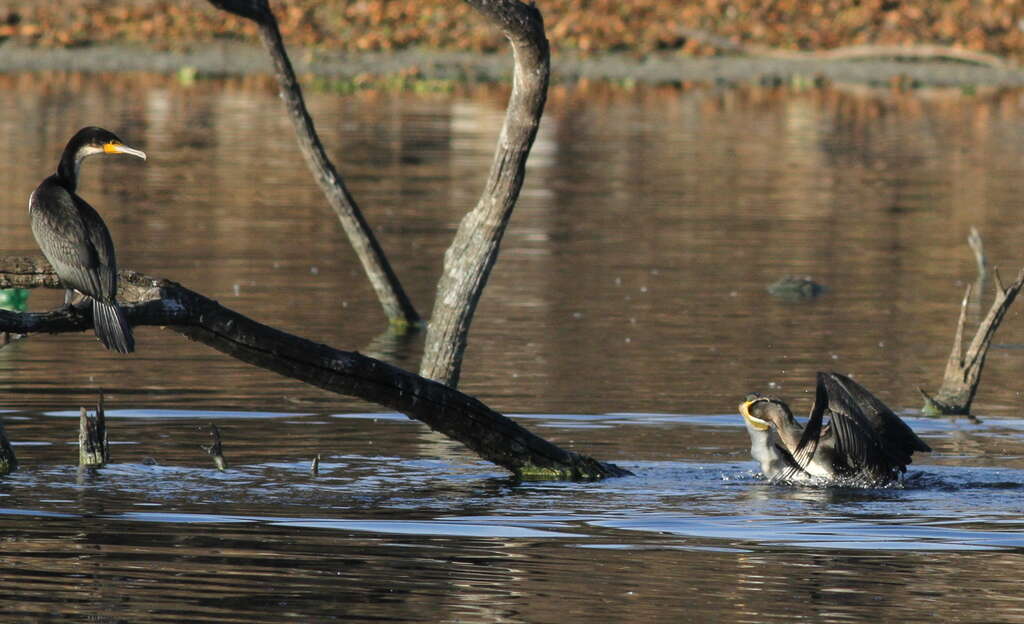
[92,300,134,354]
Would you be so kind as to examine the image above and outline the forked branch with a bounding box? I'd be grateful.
[0,256,629,480]
[920,266,1024,415]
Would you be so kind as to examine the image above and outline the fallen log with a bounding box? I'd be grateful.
[0,256,630,480]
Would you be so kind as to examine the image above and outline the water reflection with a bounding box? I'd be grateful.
[0,76,1023,417]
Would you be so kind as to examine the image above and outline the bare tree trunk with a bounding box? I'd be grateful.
[420,0,550,386]
[208,0,420,328]
[920,267,1024,415]
[209,0,551,388]
[151,2,614,478]
[0,257,629,480]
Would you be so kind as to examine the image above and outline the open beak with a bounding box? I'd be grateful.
[739,400,771,431]
[104,142,147,160]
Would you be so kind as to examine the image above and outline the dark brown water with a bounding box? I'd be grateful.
[1,75,1024,621]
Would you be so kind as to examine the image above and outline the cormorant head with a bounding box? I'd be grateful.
[739,393,794,432]
[67,126,147,161]
[57,127,146,189]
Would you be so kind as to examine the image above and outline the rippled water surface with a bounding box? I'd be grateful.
[1,75,1024,621]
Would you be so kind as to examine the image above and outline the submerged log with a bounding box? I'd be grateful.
[920,266,1024,415]
[0,257,629,480]
[78,391,109,467]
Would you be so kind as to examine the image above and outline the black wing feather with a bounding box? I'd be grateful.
[29,178,118,302]
[818,372,917,480]
[829,372,931,456]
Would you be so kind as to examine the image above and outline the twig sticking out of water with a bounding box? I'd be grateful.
[78,391,109,467]
[203,423,228,471]
[0,417,16,475]
[920,266,1024,415]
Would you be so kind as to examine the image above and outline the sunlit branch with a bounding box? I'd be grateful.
[420,0,551,387]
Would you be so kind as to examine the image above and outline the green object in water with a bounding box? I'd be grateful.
[0,288,28,312]
[767,276,825,300]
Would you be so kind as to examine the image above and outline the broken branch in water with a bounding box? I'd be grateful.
[78,391,109,467]
[203,423,228,471]
[0,256,629,480]
[0,416,16,475]
[920,266,1024,415]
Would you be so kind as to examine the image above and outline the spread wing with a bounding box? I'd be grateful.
[29,179,118,301]
[817,372,922,478]
[828,371,931,458]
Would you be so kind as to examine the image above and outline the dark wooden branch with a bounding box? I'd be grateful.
[0,256,629,480]
[420,0,550,386]
[920,266,1024,415]
[206,0,420,328]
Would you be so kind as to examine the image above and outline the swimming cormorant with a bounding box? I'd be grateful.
[29,127,146,353]
[739,372,930,485]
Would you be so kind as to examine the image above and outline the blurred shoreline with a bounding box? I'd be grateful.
[3,42,1024,89]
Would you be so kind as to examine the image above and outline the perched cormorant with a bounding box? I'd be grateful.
[739,372,931,486]
[29,127,146,353]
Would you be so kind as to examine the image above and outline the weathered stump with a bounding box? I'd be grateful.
[203,423,228,471]
[920,267,1024,415]
[78,392,109,467]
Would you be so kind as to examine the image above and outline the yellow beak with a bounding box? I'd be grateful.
[740,400,770,431]
[104,142,147,160]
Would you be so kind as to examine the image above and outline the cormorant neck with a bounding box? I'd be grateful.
[56,151,81,192]
[56,144,103,192]
[774,415,804,453]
